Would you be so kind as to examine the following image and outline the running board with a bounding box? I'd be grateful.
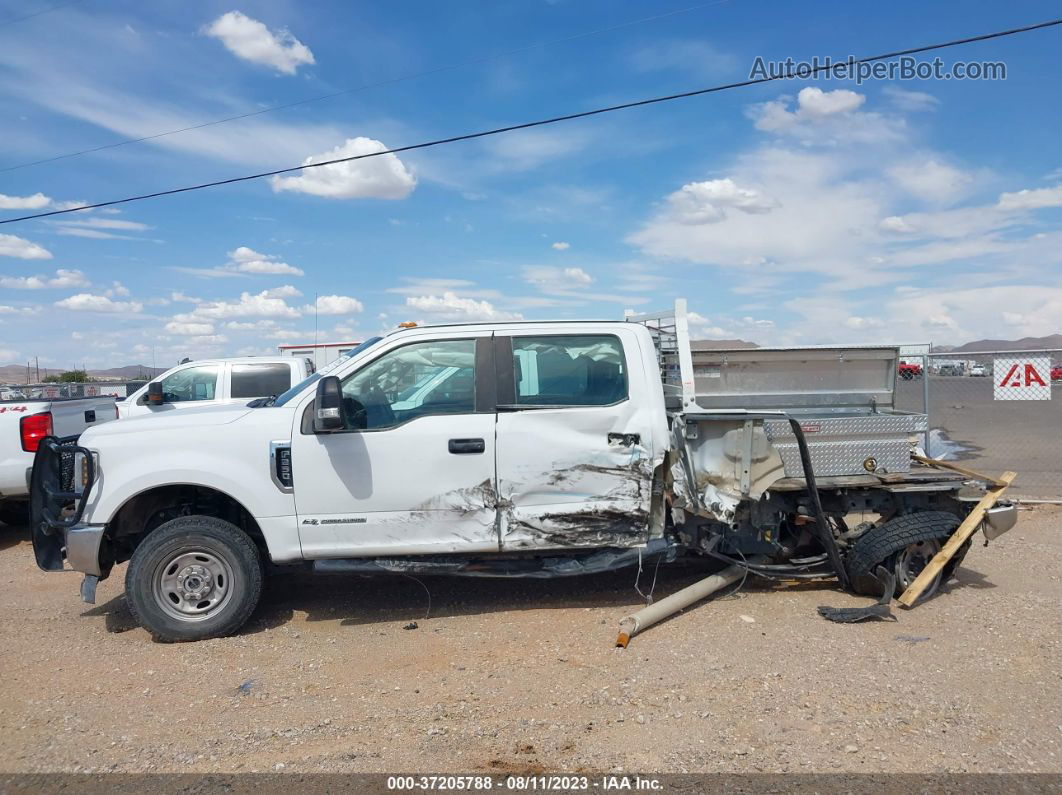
[312,538,675,579]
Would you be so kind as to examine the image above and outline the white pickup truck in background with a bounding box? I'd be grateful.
[118,357,313,419]
[0,396,116,526]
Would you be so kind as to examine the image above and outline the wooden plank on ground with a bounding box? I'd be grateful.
[911,454,1008,488]
[897,471,1016,607]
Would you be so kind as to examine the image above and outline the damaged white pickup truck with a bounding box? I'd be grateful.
[30,301,1017,641]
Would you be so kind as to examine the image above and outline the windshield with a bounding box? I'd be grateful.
[272,337,384,406]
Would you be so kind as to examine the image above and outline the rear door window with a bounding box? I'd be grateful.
[230,363,292,398]
[511,335,627,406]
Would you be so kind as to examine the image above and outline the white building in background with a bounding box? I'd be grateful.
[277,341,361,371]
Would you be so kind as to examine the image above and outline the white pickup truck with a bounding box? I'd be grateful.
[0,395,116,526]
[29,302,1017,641]
[118,357,313,419]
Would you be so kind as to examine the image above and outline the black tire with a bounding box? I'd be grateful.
[845,511,960,597]
[125,515,263,642]
[0,500,29,527]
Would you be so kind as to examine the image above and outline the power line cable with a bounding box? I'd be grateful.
[2,17,1060,226]
[0,0,86,27]
[0,0,736,173]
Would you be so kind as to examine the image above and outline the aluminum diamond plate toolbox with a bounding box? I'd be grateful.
[764,414,927,477]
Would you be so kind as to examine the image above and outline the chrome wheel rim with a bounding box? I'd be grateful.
[894,538,942,600]
[152,548,234,622]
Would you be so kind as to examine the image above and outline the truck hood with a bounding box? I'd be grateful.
[83,402,257,440]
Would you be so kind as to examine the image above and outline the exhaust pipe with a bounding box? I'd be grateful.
[615,558,764,647]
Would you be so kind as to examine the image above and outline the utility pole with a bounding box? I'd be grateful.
[34,356,39,382]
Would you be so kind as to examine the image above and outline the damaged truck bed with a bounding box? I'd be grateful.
[30,300,1017,642]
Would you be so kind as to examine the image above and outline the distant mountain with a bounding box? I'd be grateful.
[88,365,167,380]
[949,334,1062,353]
[690,339,760,350]
[0,363,166,385]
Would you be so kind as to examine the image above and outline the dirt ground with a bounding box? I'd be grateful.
[0,506,1059,775]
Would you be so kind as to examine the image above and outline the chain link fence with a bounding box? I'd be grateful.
[0,381,143,400]
[896,350,1062,501]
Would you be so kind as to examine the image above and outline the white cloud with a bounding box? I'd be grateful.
[0,233,52,260]
[628,40,735,79]
[752,87,863,132]
[165,321,215,336]
[0,348,18,361]
[879,215,917,235]
[524,266,595,290]
[0,268,90,289]
[665,178,778,225]
[387,277,491,297]
[204,11,314,75]
[225,246,304,276]
[107,281,131,297]
[563,267,593,285]
[406,292,522,322]
[0,304,39,316]
[882,86,939,112]
[996,185,1062,211]
[263,285,302,299]
[798,87,865,117]
[173,247,305,278]
[54,294,143,313]
[225,319,279,331]
[55,217,150,231]
[482,128,591,172]
[888,159,972,204]
[0,192,50,210]
[188,289,301,320]
[304,295,364,315]
[551,241,570,251]
[270,137,416,200]
[631,148,885,280]
[750,87,902,144]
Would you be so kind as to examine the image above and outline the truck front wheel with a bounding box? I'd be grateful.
[125,515,263,642]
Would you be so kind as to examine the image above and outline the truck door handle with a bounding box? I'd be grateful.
[448,438,485,454]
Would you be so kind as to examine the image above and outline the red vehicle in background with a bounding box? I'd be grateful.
[898,361,923,380]
[1052,365,1062,381]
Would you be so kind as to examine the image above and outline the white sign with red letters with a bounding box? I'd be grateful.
[993,356,1051,400]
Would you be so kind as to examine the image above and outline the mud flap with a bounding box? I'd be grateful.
[80,574,99,604]
[818,567,897,623]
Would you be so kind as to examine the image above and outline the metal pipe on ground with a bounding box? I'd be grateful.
[615,556,766,647]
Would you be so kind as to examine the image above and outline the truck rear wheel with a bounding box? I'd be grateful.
[125,515,263,642]
[845,511,962,602]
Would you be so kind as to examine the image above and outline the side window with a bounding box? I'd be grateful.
[230,363,292,398]
[159,365,219,403]
[340,339,476,430]
[512,335,627,406]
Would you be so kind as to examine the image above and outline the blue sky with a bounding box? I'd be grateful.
[1,0,1061,369]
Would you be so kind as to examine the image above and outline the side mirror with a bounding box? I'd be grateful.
[313,376,344,432]
[147,382,165,405]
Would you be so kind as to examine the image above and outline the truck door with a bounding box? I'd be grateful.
[124,363,221,417]
[292,332,500,557]
[494,330,658,550]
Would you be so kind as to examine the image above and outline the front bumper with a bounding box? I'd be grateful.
[59,523,106,576]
